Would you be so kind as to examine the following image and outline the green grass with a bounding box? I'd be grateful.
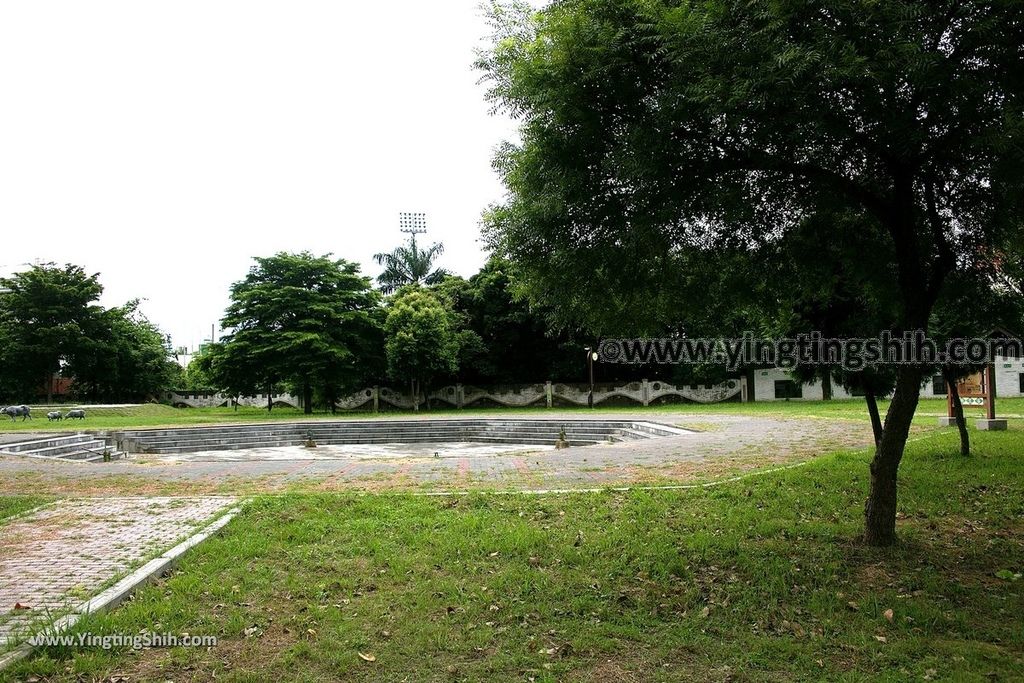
[6,429,1022,682]
[0,495,50,522]
[2,397,1022,433]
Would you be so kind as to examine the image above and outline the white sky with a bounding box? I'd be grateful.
[1,1,533,350]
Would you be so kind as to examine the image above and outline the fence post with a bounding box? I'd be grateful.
[456,384,464,409]
[372,385,379,413]
[545,381,553,408]
[641,378,650,406]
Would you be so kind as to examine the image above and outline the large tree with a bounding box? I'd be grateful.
[0,264,180,403]
[479,0,1024,545]
[67,301,180,402]
[0,263,104,402]
[433,259,584,384]
[384,287,460,409]
[217,253,383,413]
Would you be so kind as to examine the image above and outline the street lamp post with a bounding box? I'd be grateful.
[584,346,598,408]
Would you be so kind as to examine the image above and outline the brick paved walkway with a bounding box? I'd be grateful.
[0,496,235,647]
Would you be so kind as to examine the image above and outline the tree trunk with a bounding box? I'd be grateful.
[302,379,312,415]
[864,365,923,546]
[267,384,273,412]
[411,379,418,412]
[864,389,883,446]
[821,371,832,401]
[45,370,53,404]
[942,365,970,456]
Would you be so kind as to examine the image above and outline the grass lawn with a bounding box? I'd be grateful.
[1,397,1022,434]
[0,495,50,522]
[6,428,1022,682]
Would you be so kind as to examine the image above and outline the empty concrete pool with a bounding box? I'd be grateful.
[112,419,690,462]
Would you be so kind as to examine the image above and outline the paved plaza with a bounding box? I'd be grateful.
[0,497,236,648]
[0,413,874,494]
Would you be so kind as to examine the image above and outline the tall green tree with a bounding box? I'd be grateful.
[0,263,104,402]
[181,351,216,392]
[433,259,583,384]
[479,0,1024,545]
[384,287,460,409]
[217,252,382,413]
[373,233,450,294]
[67,301,180,402]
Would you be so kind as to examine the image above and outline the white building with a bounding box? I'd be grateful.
[750,354,1024,401]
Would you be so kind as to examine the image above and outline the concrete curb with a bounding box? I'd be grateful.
[0,503,242,672]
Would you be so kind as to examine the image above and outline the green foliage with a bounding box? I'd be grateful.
[373,233,450,294]
[384,287,460,391]
[433,258,583,383]
[213,252,383,411]
[180,350,216,391]
[67,302,181,402]
[478,0,1024,333]
[0,263,104,400]
[0,264,177,402]
[478,0,1024,543]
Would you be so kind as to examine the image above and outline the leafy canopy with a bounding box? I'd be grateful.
[478,0,1024,332]
[214,252,382,404]
[373,233,450,294]
[384,287,460,389]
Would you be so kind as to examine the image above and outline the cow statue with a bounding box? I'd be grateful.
[46,411,63,421]
[65,409,86,420]
[2,405,31,421]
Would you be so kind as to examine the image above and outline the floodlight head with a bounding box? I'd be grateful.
[398,212,427,235]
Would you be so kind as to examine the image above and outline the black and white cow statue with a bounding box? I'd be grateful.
[65,409,86,420]
[2,405,31,421]
[46,411,63,421]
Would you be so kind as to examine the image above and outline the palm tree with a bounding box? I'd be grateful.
[373,234,450,294]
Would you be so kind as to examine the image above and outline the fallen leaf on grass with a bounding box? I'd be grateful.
[358,652,376,662]
[883,608,894,622]
[874,635,887,643]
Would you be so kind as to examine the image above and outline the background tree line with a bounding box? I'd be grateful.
[189,248,612,414]
[0,245,706,409]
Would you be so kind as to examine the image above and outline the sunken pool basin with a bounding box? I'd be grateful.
[113,419,690,461]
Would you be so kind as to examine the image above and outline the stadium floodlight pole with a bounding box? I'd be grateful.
[398,212,428,412]
[398,211,428,243]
